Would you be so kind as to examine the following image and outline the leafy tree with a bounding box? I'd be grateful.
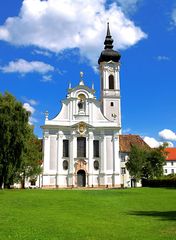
[144,145,167,179]
[126,144,167,183]
[0,92,42,189]
[0,92,30,188]
[15,126,42,188]
[126,145,147,181]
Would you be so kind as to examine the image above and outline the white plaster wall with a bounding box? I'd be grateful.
[106,137,113,171]
[163,161,176,175]
[49,136,57,171]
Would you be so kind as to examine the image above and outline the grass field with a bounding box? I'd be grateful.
[0,188,176,240]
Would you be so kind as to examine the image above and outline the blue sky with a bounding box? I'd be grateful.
[0,0,176,147]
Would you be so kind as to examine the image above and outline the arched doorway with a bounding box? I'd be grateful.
[77,170,86,187]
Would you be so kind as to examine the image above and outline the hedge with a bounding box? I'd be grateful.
[142,178,176,188]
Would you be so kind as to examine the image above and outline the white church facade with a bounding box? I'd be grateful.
[41,24,148,188]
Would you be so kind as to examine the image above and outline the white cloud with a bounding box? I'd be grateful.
[114,0,142,14]
[27,99,38,106]
[166,142,174,148]
[23,102,39,125]
[22,97,38,106]
[23,102,35,114]
[143,136,163,148]
[0,0,147,66]
[0,59,54,74]
[143,135,175,148]
[32,49,52,57]
[29,116,38,125]
[159,129,176,141]
[171,8,176,26]
[123,128,131,133]
[156,56,170,61]
[41,75,53,82]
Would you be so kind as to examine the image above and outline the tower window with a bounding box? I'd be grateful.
[110,102,114,106]
[63,140,69,157]
[109,75,114,89]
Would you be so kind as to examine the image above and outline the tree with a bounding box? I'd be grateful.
[0,92,29,188]
[0,92,42,189]
[17,126,42,188]
[126,145,147,181]
[144,145,167,179]
[126,144,167,183]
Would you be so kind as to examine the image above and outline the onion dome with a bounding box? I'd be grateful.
[98,23,121,64]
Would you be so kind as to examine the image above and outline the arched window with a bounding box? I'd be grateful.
[109,75,114,89]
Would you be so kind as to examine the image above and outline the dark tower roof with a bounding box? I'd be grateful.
[98,23,121,64]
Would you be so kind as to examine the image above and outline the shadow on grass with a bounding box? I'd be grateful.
[129,211,176,221]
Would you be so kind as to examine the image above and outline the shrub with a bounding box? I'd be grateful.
[142,178,176,187]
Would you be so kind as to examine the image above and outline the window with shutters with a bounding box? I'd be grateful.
[77,137,86,157]
[63,140,69,157]
[93,140,99,157]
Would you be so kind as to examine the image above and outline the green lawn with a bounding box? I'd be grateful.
[0,188,176,240]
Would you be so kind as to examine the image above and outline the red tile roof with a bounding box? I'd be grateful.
[119,135,150,152]
[165,148,176,161]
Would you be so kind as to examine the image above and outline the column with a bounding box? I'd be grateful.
[69,130,77,186]
[100,131,106,186]
[88,131,93,187]
[42,130,50,187]
[113,132,121,187]
[57,131,63,187]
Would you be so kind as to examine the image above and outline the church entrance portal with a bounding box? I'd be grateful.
[77,170,86,187]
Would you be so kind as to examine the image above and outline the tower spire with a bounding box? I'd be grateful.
[104,22,113,50]
[98,23,121,64]
[107,22,111,37]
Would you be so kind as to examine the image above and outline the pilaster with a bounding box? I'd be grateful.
[112,133,120,186]
[56,131,63,186]
[88,131,94,186]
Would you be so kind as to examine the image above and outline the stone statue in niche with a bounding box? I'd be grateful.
[78,99,84,110]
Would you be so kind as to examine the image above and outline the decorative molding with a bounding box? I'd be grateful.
[77,122,87,136]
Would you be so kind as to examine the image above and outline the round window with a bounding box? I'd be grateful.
[94,160,99,170]
[63,160,68,170]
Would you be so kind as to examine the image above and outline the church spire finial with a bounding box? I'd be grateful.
[107,22,111,37]
[79,71,84,85]
[104,22,113,50]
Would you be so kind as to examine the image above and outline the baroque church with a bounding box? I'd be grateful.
[41,24,147,188]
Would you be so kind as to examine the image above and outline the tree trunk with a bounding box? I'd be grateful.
[21,171,25,189]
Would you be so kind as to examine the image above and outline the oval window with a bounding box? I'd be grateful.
[94,160,99,170]
[63,160,69,170]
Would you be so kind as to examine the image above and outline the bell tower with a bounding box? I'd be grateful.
[98,23,121,128]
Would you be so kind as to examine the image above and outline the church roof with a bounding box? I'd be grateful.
[119,135,150,152]
[98,23,121,64]
[165,148,176,161]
